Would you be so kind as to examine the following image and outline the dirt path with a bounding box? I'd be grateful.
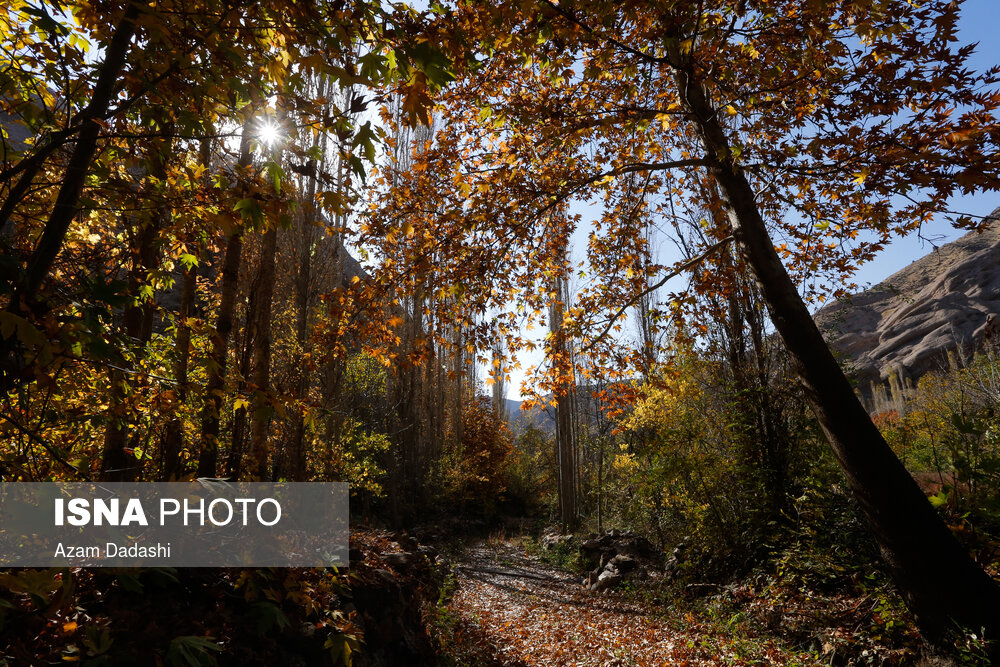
[448,540,812,666]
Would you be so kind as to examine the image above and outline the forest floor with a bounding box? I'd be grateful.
[440,537,825,667]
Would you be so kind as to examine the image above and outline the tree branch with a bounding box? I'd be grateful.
[0,54,179,232]
[16,1,142,303]
[538,0,673,65]
[0,412,90,480]
[574,159,709,190]
[580,235,734,354]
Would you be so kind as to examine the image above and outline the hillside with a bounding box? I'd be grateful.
[503,398,555,433]
[815,208,1000,389]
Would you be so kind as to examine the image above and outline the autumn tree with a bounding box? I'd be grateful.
[1,0,458,485]
[367,0,1000,644]
[441,395,514,514]
[549,269,579,530]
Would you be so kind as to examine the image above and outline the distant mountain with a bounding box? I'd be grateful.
[501,387,608,434]
[501,398,555,433]
[815,208,1000,390]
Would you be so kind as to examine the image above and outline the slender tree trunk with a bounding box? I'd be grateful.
[247,226,277,479]
[226,285,255,479]
[716,245,789,516]
[453,318,464,449]
[410,292,428,480]
[491,338,507,422]
[101,127,173,481]
[197,230,242,478]
[675,61,1000,642]
[286,87,327,481]
[436,338,445,461]
[287,227,313,481]
[162,263,196,480]
[198,126,251,478]
[550,274,577,531]
[99,370,131,480]
[12,2,140,303]
[162,135,211,480]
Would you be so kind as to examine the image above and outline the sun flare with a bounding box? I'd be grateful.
[258,120,281,147]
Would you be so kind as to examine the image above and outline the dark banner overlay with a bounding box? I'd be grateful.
[0,482,348,567]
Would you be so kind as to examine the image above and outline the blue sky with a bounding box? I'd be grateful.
[850,0,1000,288]
[503,0,1000,401]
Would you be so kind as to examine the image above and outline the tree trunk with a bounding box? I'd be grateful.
[162,263,196,480]
[247,226,277,479]
[550,274,577,531]
[100,370,132,481]
[197,230,242,478]
[101,125,173,481]
[675,62,1000,642]
[162,134,211,480]
[453,318,464,449]
[286,227,313,481]
[15,2,141,303]
[1,1,141,392]
[198,126,251,478]
[285,101,326,481]
[225,283,255,479]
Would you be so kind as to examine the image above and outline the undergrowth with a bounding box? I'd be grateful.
[522,535,583,572]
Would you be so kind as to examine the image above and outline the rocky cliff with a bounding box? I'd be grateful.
[815,208,1000,389]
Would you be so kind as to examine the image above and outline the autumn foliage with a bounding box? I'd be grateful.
[439,396,514,512]
[4,0,1000,661]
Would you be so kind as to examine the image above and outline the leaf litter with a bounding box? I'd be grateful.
[447,540,820,666]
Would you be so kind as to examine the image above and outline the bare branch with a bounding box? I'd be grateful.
[581,235,734,354]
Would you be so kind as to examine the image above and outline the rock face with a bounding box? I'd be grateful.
[815,209,1000,390]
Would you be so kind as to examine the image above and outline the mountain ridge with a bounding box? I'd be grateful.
[815,208,1000,389]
